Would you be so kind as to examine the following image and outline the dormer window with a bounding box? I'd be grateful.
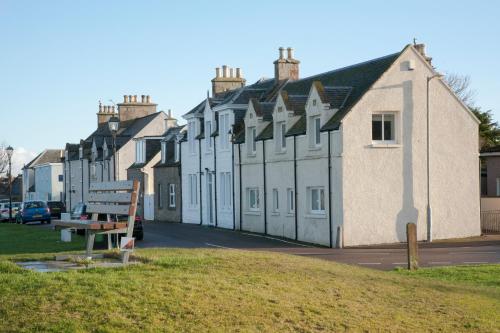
[161,141,167,163]
[309,116,321,148]
[247,126,256,155]
[276,121,286,152]
[135,140,145,163]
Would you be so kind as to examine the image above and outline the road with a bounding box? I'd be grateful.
[34,221,500,270]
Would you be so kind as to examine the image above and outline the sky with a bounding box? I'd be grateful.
[1,0,499,174]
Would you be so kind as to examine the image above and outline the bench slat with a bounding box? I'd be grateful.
[88,192,132,203]
[86,203,130,215]
[53,220,128,230]
[89,181,134,192]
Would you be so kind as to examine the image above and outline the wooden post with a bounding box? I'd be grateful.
[406,223,418,270]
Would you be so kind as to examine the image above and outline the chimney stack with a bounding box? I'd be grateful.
[414,43,432,65]
[165,109,178,129]
[274,46,300,81]
[211,64,246,96]
[117,94,157,122]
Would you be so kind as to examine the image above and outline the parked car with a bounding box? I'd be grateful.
[70,203,143,240]
[1,202,21,221]
[47,201,66,219]
[16,201,51,224]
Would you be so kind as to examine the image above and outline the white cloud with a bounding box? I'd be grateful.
[11,147,38,176]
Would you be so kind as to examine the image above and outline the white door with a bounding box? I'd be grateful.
[144,194,154,221]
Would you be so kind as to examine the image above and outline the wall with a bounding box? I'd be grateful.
[154,165,182,222]
[341,47,480,246]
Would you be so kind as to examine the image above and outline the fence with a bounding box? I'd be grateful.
[480,210,500,233]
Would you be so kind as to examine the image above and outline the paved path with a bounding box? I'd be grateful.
[32,221,500,270]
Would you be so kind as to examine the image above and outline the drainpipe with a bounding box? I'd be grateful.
[293,135,298,240]
[263,140,267,234]
[231,137,236,230]
[198,138,203,225]
[214,135,218,227]
[238,143,242,231]
[328,131,333,248]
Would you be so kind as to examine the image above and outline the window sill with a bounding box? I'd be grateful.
[271,212,280,216]
[370,143,401,149]
[247,153,257,158]
[275,150,286,155]
[244,211,261,216]
[285,213,295,217]
[304,213,327,219]
[308,146,322,151]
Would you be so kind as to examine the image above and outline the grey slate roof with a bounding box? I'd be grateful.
[25,149,64,168]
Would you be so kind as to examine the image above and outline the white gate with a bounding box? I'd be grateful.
[143,194,154,221]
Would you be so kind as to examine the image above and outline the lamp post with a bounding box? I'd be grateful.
[426,73,443,242]
[6,146,14,222]
[108,116,120,181]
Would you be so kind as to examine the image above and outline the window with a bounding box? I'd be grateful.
[278,106,283,112]
[247,127,256,155]
[90,164,96,181]
[135,140,145,163]
[219,114,230,150]
[169,184,176,208]
[174,142,179,162]
[189,174,198,206]
[312,99,317,106]
[220,172,232,209]
[161,141,167,163]
[372,113,395,143]
[78,147,83,159]
[247,188,259,211]
[272,188,279,212]
[309,187,325,214]
[310,116,321,147]
[206,121,212,150]
[276,122,286,152]
[287,188,294,213]
[188,120,197,153]
[158,183,163,209]
[58,175,63,182]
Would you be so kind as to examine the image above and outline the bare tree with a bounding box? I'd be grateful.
[443,72,476,107]
[0,143,9,176]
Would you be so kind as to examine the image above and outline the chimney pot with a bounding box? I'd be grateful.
[128,95,132,103]
[99,101,103,113]
[123,95,128,103]
[134,95,138,103]
[146,95,151,103]
[111,106,115,113]
[287,47,293,59]
[215,67,220,78]
[229,67,234,78]
[168,109,172,118]
[236,68,241,78]
[141,95,145,103]
[279,47,285,59]
[222,65,228,78]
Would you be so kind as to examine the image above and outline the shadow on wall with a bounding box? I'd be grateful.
[396,80,419,242]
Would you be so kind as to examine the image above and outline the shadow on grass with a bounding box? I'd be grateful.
[0,223,86,257]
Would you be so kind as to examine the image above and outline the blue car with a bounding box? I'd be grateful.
[16,201,52,224]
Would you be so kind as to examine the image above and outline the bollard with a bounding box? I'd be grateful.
[406,223,418,270]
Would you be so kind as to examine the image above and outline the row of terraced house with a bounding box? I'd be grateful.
[61,43,481,247]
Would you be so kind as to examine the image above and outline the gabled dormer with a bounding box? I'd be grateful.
[244,99,274,156]
[203,98,215,152]
[102,139,109,159]
[91,140,98,162]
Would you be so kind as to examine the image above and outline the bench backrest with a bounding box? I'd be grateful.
[87,179,140,236]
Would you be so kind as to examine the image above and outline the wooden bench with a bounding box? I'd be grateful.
[53,179,140,264]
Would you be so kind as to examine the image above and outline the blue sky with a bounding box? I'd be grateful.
[1,0,499,173]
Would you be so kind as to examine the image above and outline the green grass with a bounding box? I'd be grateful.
[0,224,499,332]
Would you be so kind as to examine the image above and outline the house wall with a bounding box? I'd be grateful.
[154,166,182,222]
[340,47,480,246]
[181,139,201,224]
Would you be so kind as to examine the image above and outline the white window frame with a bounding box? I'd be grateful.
[174,142,179,162]
[314,117,321,147]
[287,188,294,214]
[188,121,196,154]
[220,172,232,210]
[372,112,396,144]
[247,187,259,211]
[308,187,325,214]
[161,141,167,163]
[247,126,256,155]
[169,183,176,208]
[135,140,145,163]
[276,121,286,152]
[272,188,279,213]
[189,174,198,206]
